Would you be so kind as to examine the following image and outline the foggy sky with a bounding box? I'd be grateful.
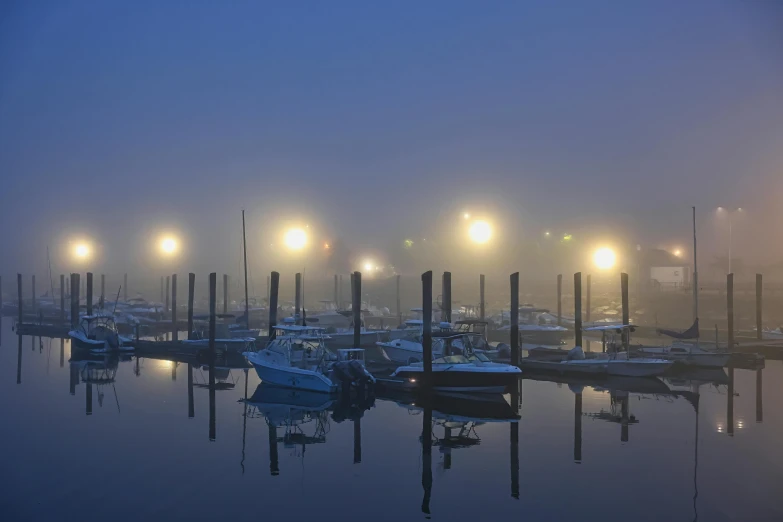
[1,1,782,279]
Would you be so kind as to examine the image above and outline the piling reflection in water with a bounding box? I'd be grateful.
[756,368,763,423]
[16,334,22,384]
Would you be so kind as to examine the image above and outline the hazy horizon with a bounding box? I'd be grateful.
[2,1,782,279]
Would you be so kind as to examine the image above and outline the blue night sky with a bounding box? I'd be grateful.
[1,1,782,276]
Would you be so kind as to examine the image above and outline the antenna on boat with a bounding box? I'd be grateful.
[112,286,122,316]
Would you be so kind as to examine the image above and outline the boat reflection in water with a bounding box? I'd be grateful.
[375,386,522,514]
[68,353,124,415]
[243,383,375,475]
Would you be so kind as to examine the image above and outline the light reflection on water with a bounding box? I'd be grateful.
[1,317,782,522]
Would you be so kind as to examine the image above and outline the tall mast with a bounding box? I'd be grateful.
[692,206,698,324]
[242,210,250,328]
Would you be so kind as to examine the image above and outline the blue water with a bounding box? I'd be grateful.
[1,317,781,522]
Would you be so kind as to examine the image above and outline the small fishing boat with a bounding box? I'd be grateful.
[68,314,133,353]
[244,325,374,393]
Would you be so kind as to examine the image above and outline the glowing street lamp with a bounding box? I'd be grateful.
[159,236,178,256]
[363,261,374,271]
[73,242,91,260]
[468,220,492,244]
[673,249,682,257]
[593,247,616,270]
[463,212,471,220]
[284,228,308,251]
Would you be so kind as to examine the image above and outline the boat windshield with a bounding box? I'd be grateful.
[432,355,469,364]
[467,353,491,363]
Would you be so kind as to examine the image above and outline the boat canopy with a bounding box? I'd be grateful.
[275,324,326,333]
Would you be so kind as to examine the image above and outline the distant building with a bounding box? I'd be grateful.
[639,249,690,290]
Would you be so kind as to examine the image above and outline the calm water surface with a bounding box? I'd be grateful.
[1,317,781,522]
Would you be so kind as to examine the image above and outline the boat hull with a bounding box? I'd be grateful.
[391,367,520,393]
[604,360,672,377]
[247,355,337,394]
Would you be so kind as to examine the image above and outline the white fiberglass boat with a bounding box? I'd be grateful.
[244,325,374,393]
[391,352,521,393]
[68,315,133,353]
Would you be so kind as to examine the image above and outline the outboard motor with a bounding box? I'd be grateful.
[331,362,355,385]
[347,359,372,384]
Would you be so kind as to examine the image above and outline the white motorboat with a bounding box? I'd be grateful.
[377,329,450,364]
[68,314,133,353]
[390,352,521,393]
[244,325,374,393]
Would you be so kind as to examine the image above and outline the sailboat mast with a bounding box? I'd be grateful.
[692,206,698,324]
[242,210,250,328]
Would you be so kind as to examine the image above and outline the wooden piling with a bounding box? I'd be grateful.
[86,272,93,315]
[556,274,562,326]
[353,271,362,348]
[574,392,582,463]
[66,276,70,301]
[755,273,762,340]
[70,273,80,329]
[31,275,36,314]
[268,272,280,336]
[574,272,582,348]
[165,275,170,319]
[100,274,105,302]
[295,272,302,324]
[479,274,485,320]
[59,339,64,368]
[621,273,629,352]
[339,275,343,309]
[585,274,591,323]
[422,271,433,386]
[396,274,402,326]
[442,271,452,323]
[160,276,164,303]
[187,273,195,340]
[208,272,217,442]
[334,274,339,308]
[727,273,734,351]
[510,272,519,366]
[17,273,23,325]
[223,274,228,315]
[60,274,65,324]
[123,274,127,302]
[171,274,178,341]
